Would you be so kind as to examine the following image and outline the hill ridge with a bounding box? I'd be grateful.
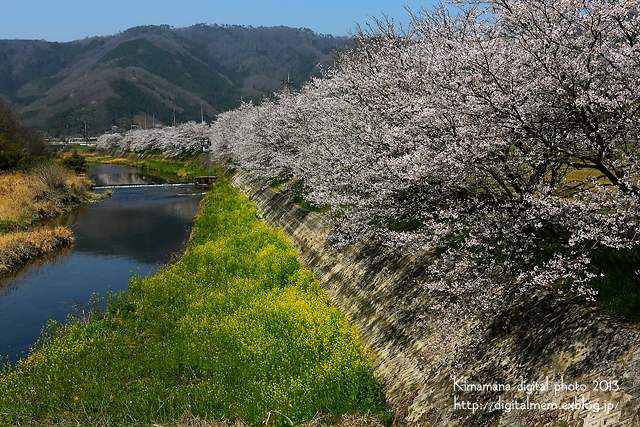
[0,24,347,136]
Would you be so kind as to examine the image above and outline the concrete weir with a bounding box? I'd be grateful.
[228,170,640,427]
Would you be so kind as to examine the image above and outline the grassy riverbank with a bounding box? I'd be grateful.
[0,181,386,426]
[0,164,97,273]
[0,227,74,273]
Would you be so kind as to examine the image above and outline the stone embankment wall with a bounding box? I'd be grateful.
[228,169,640,427]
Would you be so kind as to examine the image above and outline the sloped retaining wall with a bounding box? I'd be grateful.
[229,170,640,427]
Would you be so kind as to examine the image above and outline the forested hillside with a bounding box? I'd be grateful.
[0,24,346,136]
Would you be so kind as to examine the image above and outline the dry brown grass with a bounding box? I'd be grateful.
[0,226,74,273]
[0,163,93,273]
[0,164,92,226]
[83,154,132,165]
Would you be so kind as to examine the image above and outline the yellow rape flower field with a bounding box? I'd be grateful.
[0,181,387,426]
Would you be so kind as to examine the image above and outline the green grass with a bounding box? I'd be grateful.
[136,158,217,180]
[529,228,640,324]
[0,212,40,233]
[176,152,199,159]
[68,143,94,150]
[0,181,385,426]
[554,246,640,323]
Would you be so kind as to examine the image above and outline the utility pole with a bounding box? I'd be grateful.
[200,102,204,124]
[278,73,294,92]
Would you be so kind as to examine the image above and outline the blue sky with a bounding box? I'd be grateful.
[0,0,441,42]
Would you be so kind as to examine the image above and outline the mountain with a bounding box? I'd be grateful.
[0,24,347,136]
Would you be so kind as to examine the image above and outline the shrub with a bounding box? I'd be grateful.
[59,150,88,174]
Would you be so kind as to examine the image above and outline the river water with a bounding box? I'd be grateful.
[0,164,207,365]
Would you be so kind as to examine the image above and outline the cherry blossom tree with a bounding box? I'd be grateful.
[307,0,639,366]
[96,133,123,150]
[216,0,639,366]
[97,122,213,155]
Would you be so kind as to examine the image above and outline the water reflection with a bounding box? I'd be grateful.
[0,164,207,365]
[70,187,203,263]
[0,247,73,299]
[89,163,163,187]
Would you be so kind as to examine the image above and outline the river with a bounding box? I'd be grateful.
[0,164,207,365]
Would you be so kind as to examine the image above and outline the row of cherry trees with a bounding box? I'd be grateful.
[98,0,640,367]
[97,121,211,156]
